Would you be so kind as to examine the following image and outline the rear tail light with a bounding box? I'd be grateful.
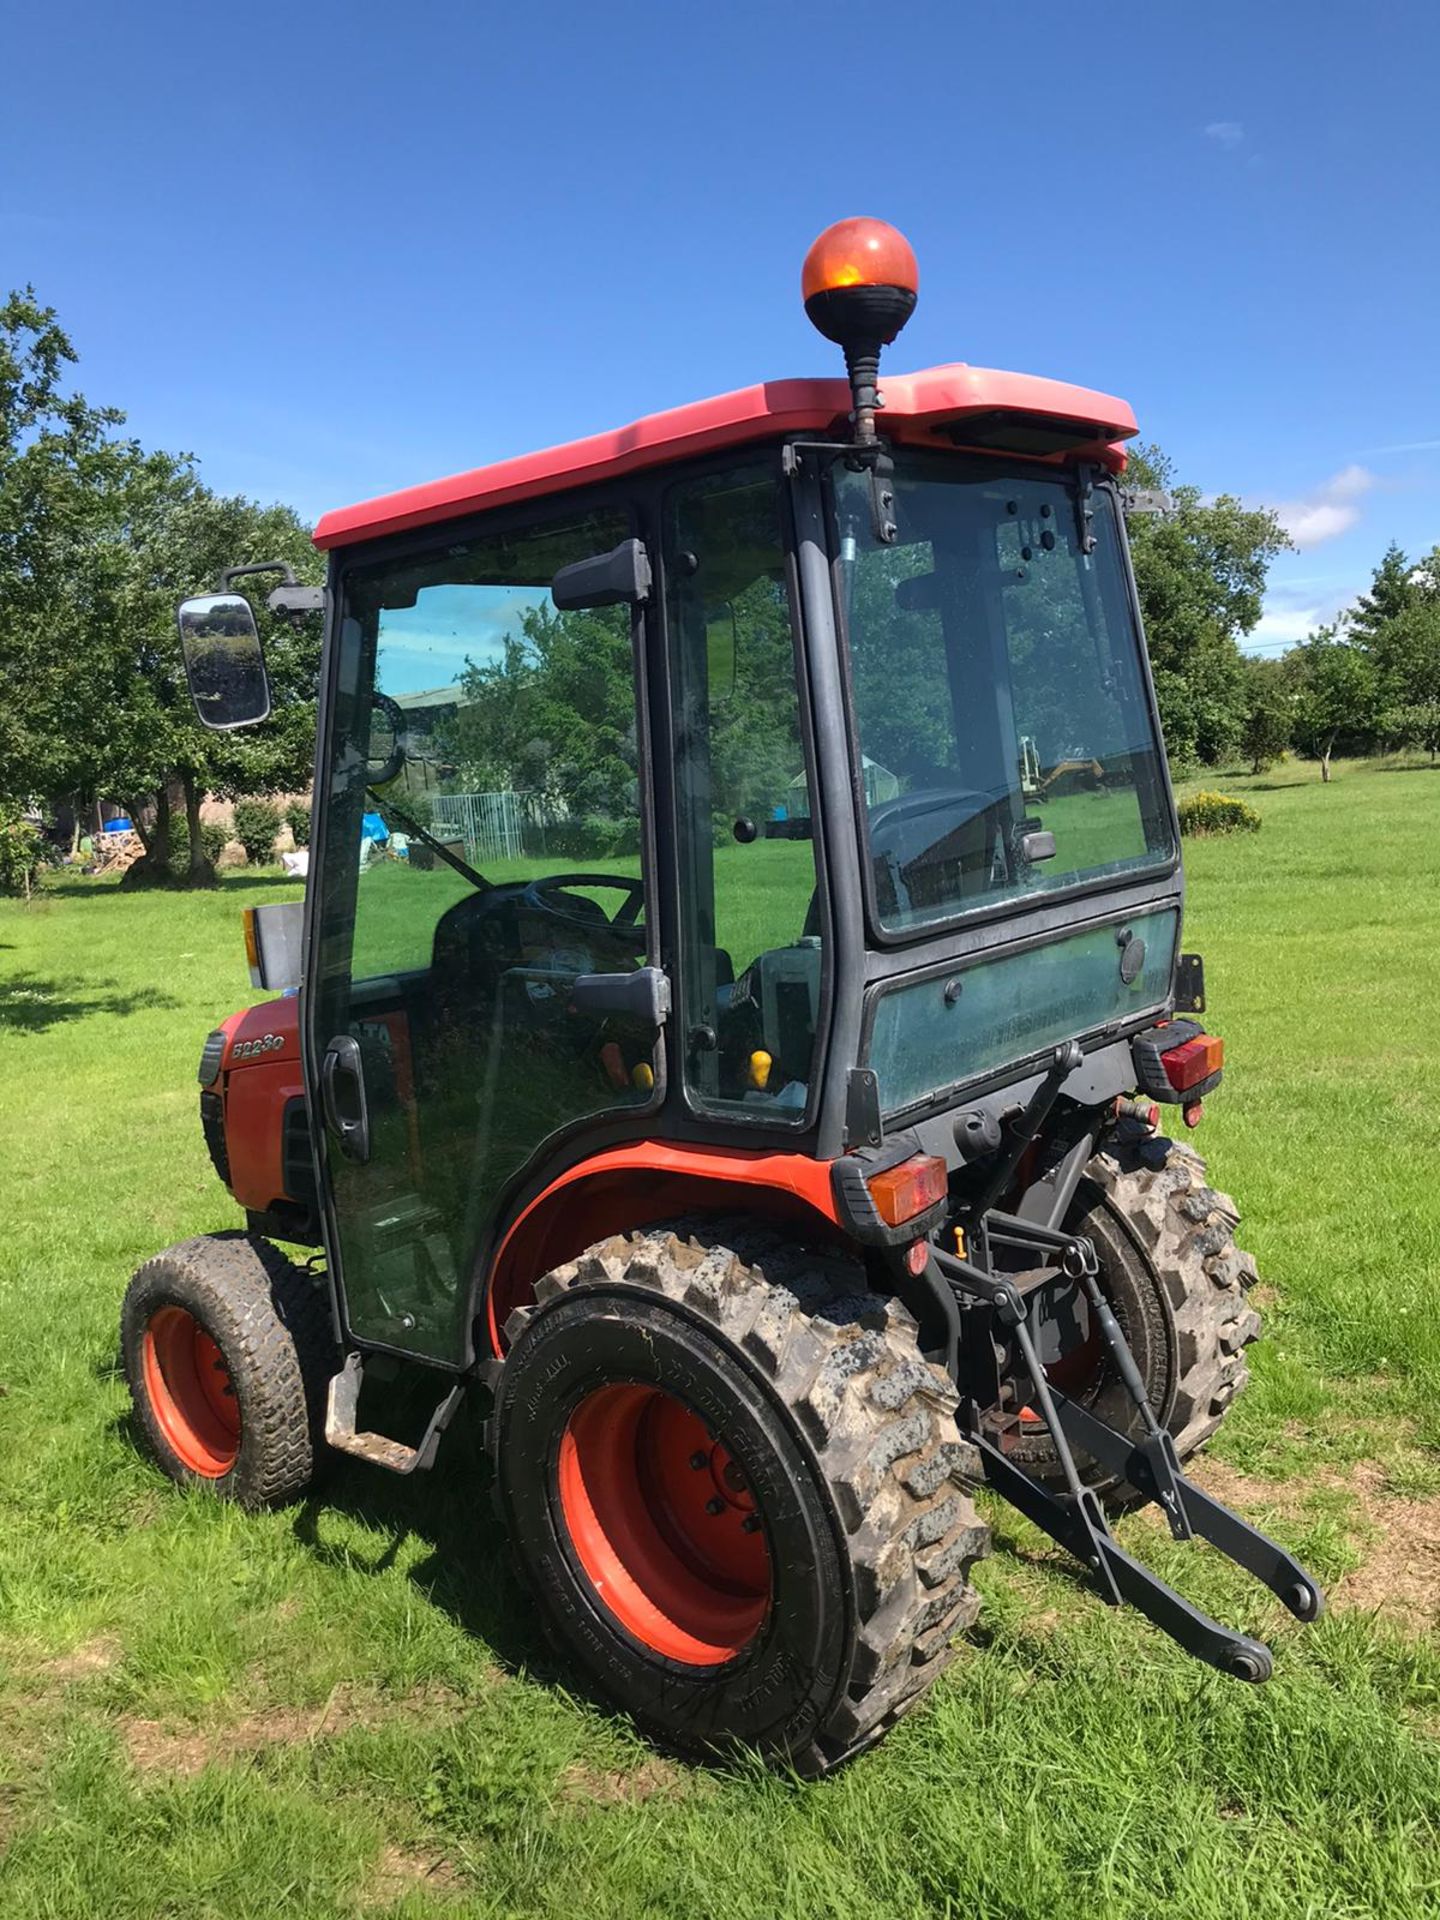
[867,1155,947,1227]
[1161,1033,1224,1092]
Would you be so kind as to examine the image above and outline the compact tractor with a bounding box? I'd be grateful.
[124,219,1321,1771]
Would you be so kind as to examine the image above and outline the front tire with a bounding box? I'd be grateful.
[121,1233,336,1509]
[491,1219,989,1774]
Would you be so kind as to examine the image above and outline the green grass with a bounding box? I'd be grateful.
[1,764,1438,1916]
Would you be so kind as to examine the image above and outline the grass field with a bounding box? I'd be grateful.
[1,760,1438,1917]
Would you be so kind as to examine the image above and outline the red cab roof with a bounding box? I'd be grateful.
[313,362,1137,552]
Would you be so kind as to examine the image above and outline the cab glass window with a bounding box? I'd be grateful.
[833,457,1174,936]
[664,463,824,1120]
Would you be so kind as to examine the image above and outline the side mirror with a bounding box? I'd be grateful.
[176,594,271,729]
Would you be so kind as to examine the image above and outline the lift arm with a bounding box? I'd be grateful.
[932,1232,1323,1681]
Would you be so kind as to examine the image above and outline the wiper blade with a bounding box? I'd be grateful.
[366,789,492,894]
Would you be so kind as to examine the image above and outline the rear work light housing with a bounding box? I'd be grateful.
[1129,1020,1225,1105]
[867,1154,948,1227]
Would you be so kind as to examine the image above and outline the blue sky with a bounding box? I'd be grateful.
[4,0,1437,655]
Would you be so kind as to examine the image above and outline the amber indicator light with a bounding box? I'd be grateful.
[241,908,260,974]
[867,1155,948,1227]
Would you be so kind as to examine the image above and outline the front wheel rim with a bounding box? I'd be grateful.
[557,1383,771,1665]
[142,1305,240,1476]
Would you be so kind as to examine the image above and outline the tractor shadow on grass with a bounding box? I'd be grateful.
[290,1399,562,1683]
[0,972,181,1034]
[106,1346,562,1688]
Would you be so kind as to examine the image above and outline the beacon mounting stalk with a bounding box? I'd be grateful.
[801,216,920,542]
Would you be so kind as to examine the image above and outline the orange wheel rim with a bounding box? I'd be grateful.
[557,1383,771,1665]
[142,1306,240,1477]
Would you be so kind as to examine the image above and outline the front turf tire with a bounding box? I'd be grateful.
[122,1232,336,1509]
[491,1218,990,1774]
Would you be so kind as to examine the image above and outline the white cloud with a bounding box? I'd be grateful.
[1272,465,1376,549]
[1247,575,1369,653]
[1204,121,1245,150]
[1249,604,1321,648]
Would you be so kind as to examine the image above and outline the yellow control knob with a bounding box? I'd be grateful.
[747,1049,773,1091]
[631,1061,655,1092]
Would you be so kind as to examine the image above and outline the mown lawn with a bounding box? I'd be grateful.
[1,763,1438,1918]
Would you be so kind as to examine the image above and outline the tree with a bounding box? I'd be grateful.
[1373,599,1440,762]
[1123,444,1291,768]
[1292,628,1375,781]
[1240,654,1293,773]
[442,602,638,829]
[1338,542,1440,761]
[113,483,321,885]
[0,287,321,885]
[1347,540,1417,646]
[0,287,151,807]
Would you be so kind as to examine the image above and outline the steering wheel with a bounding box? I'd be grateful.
[529,872,646,930]
[868,785,988,832]
[867,787,1003,912]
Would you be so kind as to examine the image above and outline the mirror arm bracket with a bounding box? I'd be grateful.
[868,451,897,545]
[1075,462,1099,555]
[218,559,302,591]
[214,562,323,626]
[267,584,325,620]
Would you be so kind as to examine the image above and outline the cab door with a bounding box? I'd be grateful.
[307,502,661,1366]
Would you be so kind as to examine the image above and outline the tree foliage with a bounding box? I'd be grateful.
[1240,654,1293,774]
[1373,599,1440,759]
[1281,542,1440,777]
[1291,628,1376,781]
[441,602,638,823]
[0,287,322,885]
[1123,443,1291,769]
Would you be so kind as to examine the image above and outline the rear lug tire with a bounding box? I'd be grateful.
[490,1217,990,1774]
[1012,1135,1262,1498]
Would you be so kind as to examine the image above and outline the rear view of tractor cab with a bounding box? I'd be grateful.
[123,218,1320,1773]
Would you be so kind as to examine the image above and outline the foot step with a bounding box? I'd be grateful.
[324,1351,465,1474]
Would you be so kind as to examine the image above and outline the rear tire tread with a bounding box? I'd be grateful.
[1085,1136,1261,1459]
[506,1214,990,1771]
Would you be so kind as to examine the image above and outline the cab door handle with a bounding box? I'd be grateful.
[322,1035,371,1162]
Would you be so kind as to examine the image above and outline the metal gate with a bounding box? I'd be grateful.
[428,791,544,865]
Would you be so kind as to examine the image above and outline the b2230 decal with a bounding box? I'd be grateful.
[232,1032,285,1061]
